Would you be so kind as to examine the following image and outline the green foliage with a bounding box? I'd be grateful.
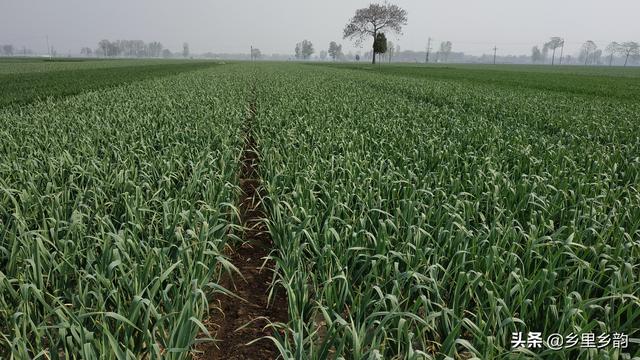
[0,60,219,108]
[318,63,640,102]
[253,64,640,359]
[373,33,388,55]
[1,60,639,359]
[0,64,247,358]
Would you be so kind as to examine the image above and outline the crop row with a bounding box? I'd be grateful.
[253,64,640,359]
[0,65,249,358]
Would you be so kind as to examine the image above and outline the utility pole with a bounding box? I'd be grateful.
[493,46,498,64]
[559,40,565,65]
[425,37,432,63]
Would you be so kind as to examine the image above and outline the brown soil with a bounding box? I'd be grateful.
[193,93,288,359]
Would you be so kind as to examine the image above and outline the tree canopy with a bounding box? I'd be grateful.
[295,40,314,60]
[328,41,343,61]
[343,3,407,64]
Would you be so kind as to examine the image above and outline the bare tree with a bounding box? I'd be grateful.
[98,40,110,57]
[439,41,452,62]
[605,42,620,66]
[531,46,542,64]
[183,42,189,58]
[296,43,302,59]
[2,44,15,56]
[387,40,394,63]
[343,3,408,64]
[592,49,602,65]
[251,47,262,60]
[80,47,93,57]
[619,41,640,67]
[328,41,343,61]
[544,37,564,65]
[148,41,163,57]
[580,40,597,65]
[295,40,314,60]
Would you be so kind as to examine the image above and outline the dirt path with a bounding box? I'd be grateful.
[194,87,288,359]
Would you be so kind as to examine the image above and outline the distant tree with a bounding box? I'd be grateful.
[295,40,314,60]
[319,50,328,61]
[619,41,640,67]
[80,47,92,56]
[183,42,189,58]
[162,49,173,58]
[373,33,388,62]
[1,44,14,56]
[295,43,301,59]
[301,40,314,59]
[531,46,543,64]
[343,3,408,64]
[580,40,597,65]
[605,42,620,66]
[108,42,120,57]
[132,40,146,57]
[592,49,602,65]
[543,37,564,65]
[147,41,163,57]
[387,40,394,63]
[98,40,110,57]
[541,45,549,63]
[251,47,262,60]
[355,54,360,61]
[439,41,452,62]
[328,41,343,61]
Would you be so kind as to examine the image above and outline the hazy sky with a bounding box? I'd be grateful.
[2,0,639,56]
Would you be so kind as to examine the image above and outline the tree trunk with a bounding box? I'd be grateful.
[372,33,377,64]
[552,48,556,66]
[609,54,613,66]
[624,52,629,67]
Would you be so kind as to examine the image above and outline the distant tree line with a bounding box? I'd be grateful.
[0,44,35,57]
[532,37,640,66]
[93,39,164,58]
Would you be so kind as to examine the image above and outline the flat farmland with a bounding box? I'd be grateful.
[0,60,638,359]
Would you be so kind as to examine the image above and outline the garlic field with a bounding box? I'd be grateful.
[0,60,638,359]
